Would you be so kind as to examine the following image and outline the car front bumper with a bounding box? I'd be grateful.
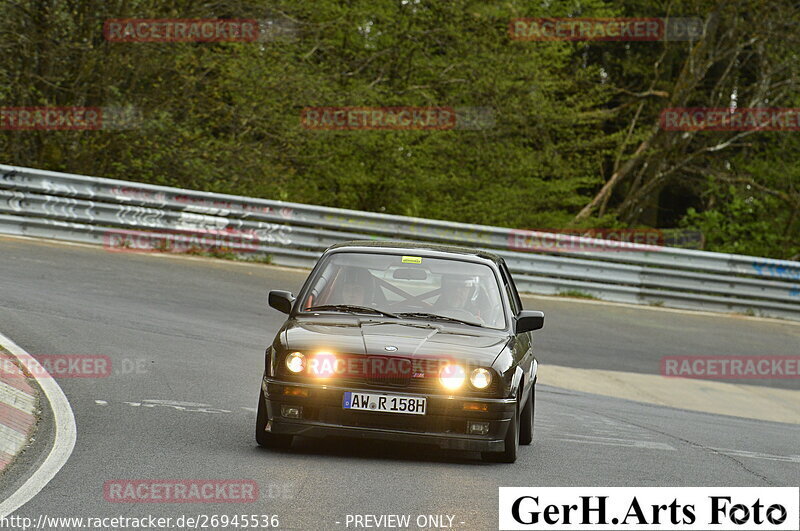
[261,377,516,452]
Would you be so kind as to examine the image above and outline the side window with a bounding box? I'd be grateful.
[498,262,520,316]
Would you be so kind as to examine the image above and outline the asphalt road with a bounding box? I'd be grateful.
[0,236,798,530]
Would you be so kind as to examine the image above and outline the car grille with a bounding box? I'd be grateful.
[365,356,411,387]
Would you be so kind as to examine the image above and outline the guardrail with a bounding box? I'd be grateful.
[1,164,798,320]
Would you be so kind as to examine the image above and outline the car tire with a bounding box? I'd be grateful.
[482,400,519,463]
[255,387,293,449]
[519,384,534,445]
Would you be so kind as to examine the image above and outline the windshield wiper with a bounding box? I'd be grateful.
[306,304,399,319]
[396,312,482,328]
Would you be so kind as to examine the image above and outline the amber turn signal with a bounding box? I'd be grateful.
[282,386,309,397]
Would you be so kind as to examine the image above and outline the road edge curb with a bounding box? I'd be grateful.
[0,331,76,518]
[0,347,39,475]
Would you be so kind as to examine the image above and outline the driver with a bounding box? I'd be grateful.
[337,267,374,306]
[436,274,481,319]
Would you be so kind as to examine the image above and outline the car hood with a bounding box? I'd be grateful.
[281,316,509,365]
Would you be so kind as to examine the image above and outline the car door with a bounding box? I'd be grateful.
[498,260,534,396]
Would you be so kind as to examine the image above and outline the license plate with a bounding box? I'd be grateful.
[342,391,426,415]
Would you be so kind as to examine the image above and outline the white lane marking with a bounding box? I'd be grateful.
[141,399,210,407]
[97,398,231,414]
[0,332,77,518]
[553,434,676,451]
[709,447,800,464]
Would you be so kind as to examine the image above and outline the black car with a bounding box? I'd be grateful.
[256,241,544,462]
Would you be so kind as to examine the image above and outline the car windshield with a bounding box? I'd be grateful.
[300,252,507,329]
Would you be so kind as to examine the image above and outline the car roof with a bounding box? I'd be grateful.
[325,240,503,265]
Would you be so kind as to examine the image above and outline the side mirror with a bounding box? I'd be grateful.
[515,310,544,334]
[268,290,295,314]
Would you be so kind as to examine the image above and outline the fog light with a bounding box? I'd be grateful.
[281,405,302,419]
[468,421,490,435]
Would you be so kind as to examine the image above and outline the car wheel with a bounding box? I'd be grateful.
[482,400,519,463]
[519,384,534,445]
[255,387,293,449]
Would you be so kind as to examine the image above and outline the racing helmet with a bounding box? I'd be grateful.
[440,273,480,303]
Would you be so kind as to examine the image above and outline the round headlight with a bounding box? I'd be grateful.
[310,351,337,378]
[470,368,492,389]
[285,352,305,373]
[439,364,466,391]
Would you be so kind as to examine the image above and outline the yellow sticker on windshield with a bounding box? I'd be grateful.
[401,256,422,264]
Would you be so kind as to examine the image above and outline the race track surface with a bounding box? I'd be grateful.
[0,236,797,530]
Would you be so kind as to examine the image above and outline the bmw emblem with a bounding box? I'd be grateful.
[384,345,398,352]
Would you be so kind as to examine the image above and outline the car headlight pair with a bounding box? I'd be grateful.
[287,352,492,391]
[439,364,492,391]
